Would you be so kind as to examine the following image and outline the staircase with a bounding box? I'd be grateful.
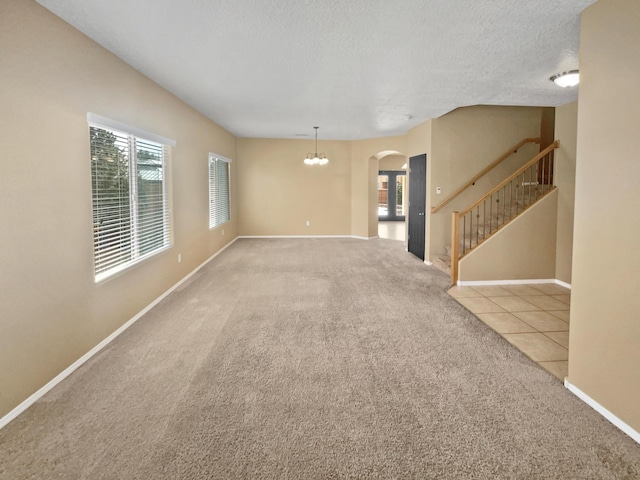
[432,184,550,275]
[432,141,560,283]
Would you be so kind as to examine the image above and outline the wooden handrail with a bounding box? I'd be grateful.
[431,137,540,213]
[457,140,559,218]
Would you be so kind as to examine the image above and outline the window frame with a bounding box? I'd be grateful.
[208,152,232,229]
[88,113,175,283]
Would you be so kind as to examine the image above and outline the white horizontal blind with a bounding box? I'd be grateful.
[209,154,231,229]
[90,123,171,281]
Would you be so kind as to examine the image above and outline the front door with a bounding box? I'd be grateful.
[378,171,406,221]
[408,154,426,260]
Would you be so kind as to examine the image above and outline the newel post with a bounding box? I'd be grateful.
[451,211,460,286]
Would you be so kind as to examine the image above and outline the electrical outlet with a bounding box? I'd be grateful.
[306,220,310,227]
[436,187,442,194]
[178,253,182,263]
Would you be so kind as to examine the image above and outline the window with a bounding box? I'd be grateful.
[88,114,174,282]
[208,153,231,229]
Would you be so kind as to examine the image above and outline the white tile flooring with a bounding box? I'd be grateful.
[448,283,571,381]
[378,221,406,242]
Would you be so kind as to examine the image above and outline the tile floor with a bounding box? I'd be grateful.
[378,221,406,242]
[448,283,571,381]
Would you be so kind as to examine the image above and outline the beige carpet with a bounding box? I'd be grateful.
[0,238,639,479]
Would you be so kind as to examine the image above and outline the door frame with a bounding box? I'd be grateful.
[378,170,406,222]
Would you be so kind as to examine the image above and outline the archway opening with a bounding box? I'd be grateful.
[373,151,407,243]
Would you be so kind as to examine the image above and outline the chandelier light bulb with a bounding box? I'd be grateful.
[303,127,329,166]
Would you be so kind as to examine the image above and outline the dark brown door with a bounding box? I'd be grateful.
[408,154,426,260]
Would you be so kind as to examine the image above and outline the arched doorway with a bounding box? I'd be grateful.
[375,152,407,242]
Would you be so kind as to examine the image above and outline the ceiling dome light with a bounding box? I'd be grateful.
[304,127,329,166]
[550,70,580,88]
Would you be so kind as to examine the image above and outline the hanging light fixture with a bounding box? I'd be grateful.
[304,127,329,165]
[550,70,580,88]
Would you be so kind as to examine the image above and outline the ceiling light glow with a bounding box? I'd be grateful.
[550,70,579,88]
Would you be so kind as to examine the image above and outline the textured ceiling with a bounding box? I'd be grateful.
[35,0,596,140]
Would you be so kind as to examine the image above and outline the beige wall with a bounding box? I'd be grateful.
[236,138,351,236]
[429,106,544,260]
[554,102,578,284]
[407,120,433,160]
[0,0,237,418]
[367,157,379,237]
[350,154,372,238]
[458,191,558,281]
[379,154,407,171]
[350,136,408,238]
[569,0,640,432]
[235,136,410,239]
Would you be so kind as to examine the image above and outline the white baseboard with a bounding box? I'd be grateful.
[353,235,379,240]
[424,260,433,266]
[0,238,239,431]
[565,379,640,445]
[238,235,378,240]
[457,278,571,289]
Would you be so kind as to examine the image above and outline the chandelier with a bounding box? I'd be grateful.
[304,127,329,165]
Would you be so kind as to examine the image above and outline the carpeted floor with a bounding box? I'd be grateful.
[0,238,639,479]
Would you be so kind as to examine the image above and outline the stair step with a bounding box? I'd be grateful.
[432,255,451,276]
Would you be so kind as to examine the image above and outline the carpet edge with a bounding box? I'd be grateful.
[0,237,240,431]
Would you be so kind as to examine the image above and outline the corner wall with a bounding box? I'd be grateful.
[569,0,640,433]
[379,155,407,170]
[458,191,558,281]
[554,102,578,284]
[350,136,408,238]
[429,106,544,260]
[0,0,237,418]
[236,138,352,236]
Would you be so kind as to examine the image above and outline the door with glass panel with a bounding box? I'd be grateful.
[378,171,406,221]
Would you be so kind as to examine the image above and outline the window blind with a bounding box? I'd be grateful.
[90,123,172,282]
[209,153,231,229]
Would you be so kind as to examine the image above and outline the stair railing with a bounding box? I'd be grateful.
[431,137,540,214]
[450,141,560,284]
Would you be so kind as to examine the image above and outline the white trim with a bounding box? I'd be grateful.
[0,238,239,431]
[565,380,640,445]
[87,112,176,147]
[352,235,379,240]
[424,260,433,266]
[94,245,172,285]
[237,235,373,240]
[458,279,555,286]
[457,278,571,289]
[208,152,233,164]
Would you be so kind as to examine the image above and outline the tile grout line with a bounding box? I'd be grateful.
[540,332,570,350]
[448,285,571,381]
